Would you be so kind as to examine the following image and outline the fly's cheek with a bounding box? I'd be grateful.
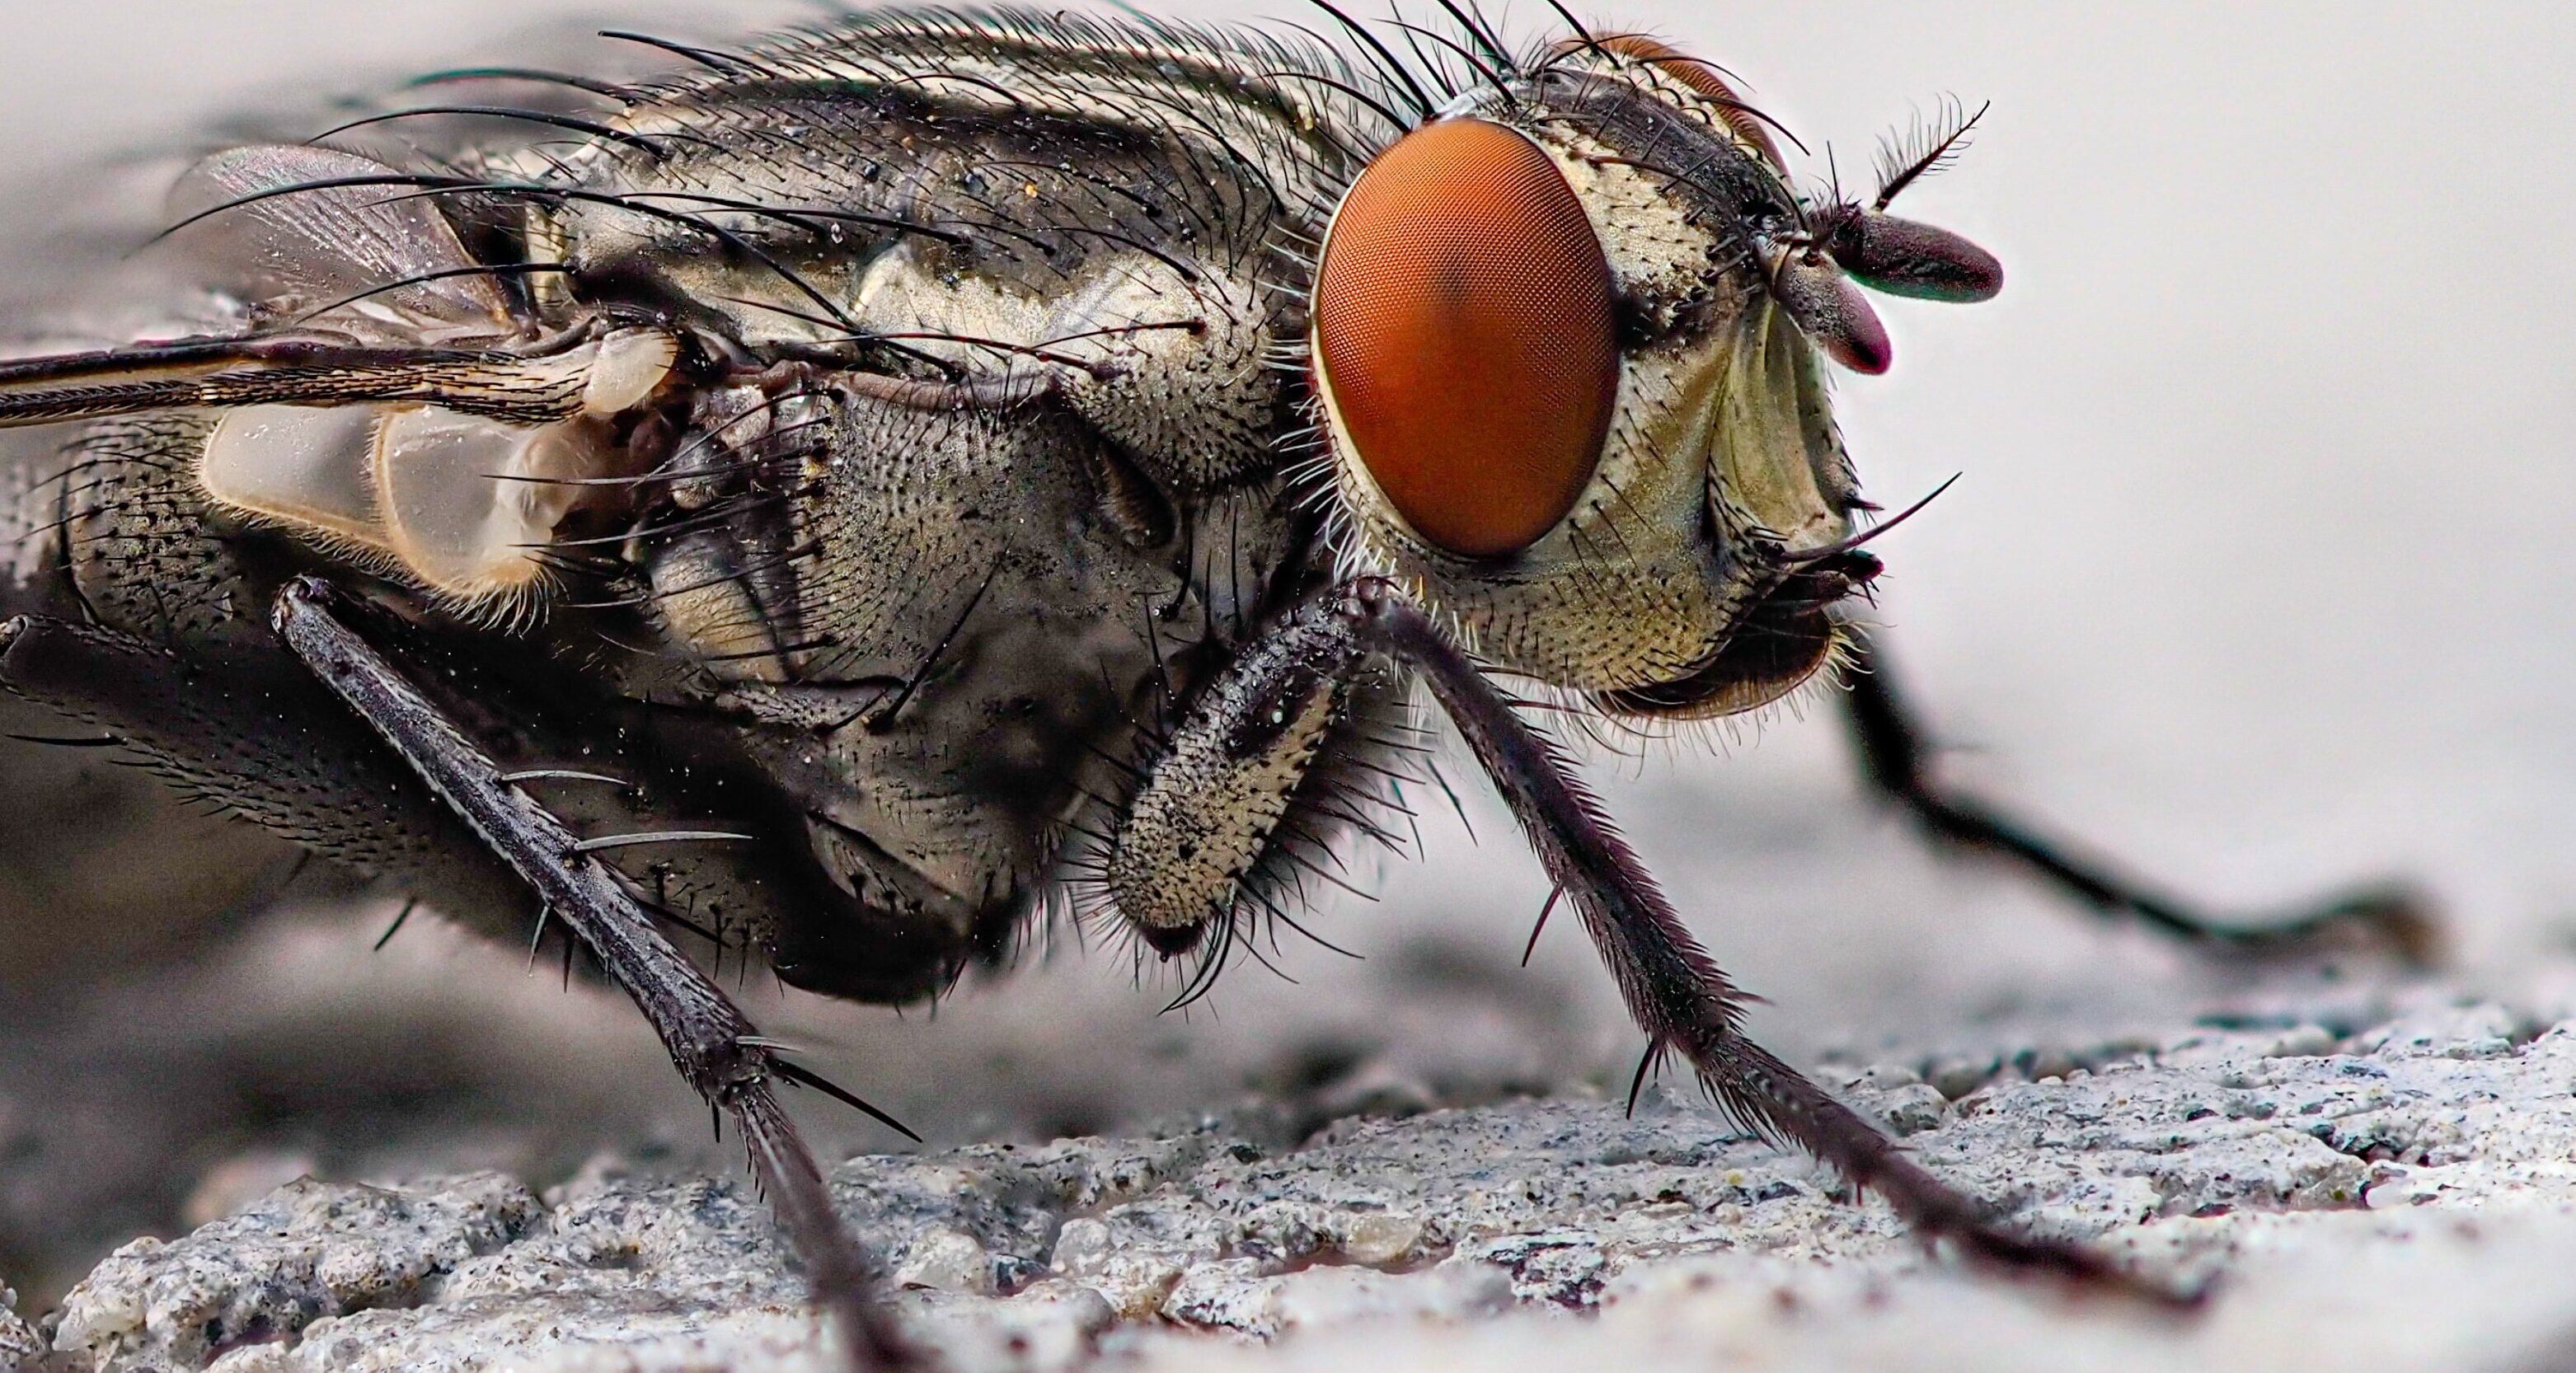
[1313,118,1619,560]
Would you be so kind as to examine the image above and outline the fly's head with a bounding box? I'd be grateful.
[1311,34,2001,719]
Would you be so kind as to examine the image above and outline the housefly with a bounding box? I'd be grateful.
[0,5,2428,1364]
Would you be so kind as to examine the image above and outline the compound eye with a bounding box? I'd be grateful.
[1313,118,1619,560]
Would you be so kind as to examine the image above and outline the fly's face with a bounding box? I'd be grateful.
[1312,37,2001,718]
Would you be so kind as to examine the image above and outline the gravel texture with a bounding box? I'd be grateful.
[12,999,2576,1373]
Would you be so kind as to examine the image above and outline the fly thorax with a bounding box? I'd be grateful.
[847,238,1288,492]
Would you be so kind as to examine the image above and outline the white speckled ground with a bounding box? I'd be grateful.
[15,999,2576,1373]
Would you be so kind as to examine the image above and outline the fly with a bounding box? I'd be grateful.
[0,7,2432,1367]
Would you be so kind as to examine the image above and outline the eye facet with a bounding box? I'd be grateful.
[1313,118,1619,560]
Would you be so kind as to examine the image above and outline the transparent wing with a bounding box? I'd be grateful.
[167,144,514,340]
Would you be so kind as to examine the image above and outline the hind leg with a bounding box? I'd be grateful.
[0,589,922,1369]
[269,579,916,1370]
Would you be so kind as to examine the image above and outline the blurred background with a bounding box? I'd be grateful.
[0,0,2571,1311]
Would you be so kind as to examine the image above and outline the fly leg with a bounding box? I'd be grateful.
[2,596,924,1364]
[267,578,915,1371]
[1349,585,2175,1296]
[1837,632,2438,963]
[1128,580,2170,1296]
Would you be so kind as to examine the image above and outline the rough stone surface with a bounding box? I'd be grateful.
[16,1001,2576,1372]
[0,1293,41,1370]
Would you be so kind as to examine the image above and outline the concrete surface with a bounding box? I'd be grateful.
[14,996,2576,1372]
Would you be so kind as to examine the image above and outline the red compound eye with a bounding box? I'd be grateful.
[1313,118,1619,560]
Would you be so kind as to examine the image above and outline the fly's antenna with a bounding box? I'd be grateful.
[1875,97,1989,211]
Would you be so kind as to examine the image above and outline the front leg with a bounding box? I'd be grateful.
[267,579,916,1371]
[1104,594,1394,981]
[1109,581,2172,1296]
[1837,632,2438,963]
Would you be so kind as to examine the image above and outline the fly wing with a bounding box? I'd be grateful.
[0,327,673,605]
[167,144,515,340]
[0,129,680,610]
[0,330,666,428]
